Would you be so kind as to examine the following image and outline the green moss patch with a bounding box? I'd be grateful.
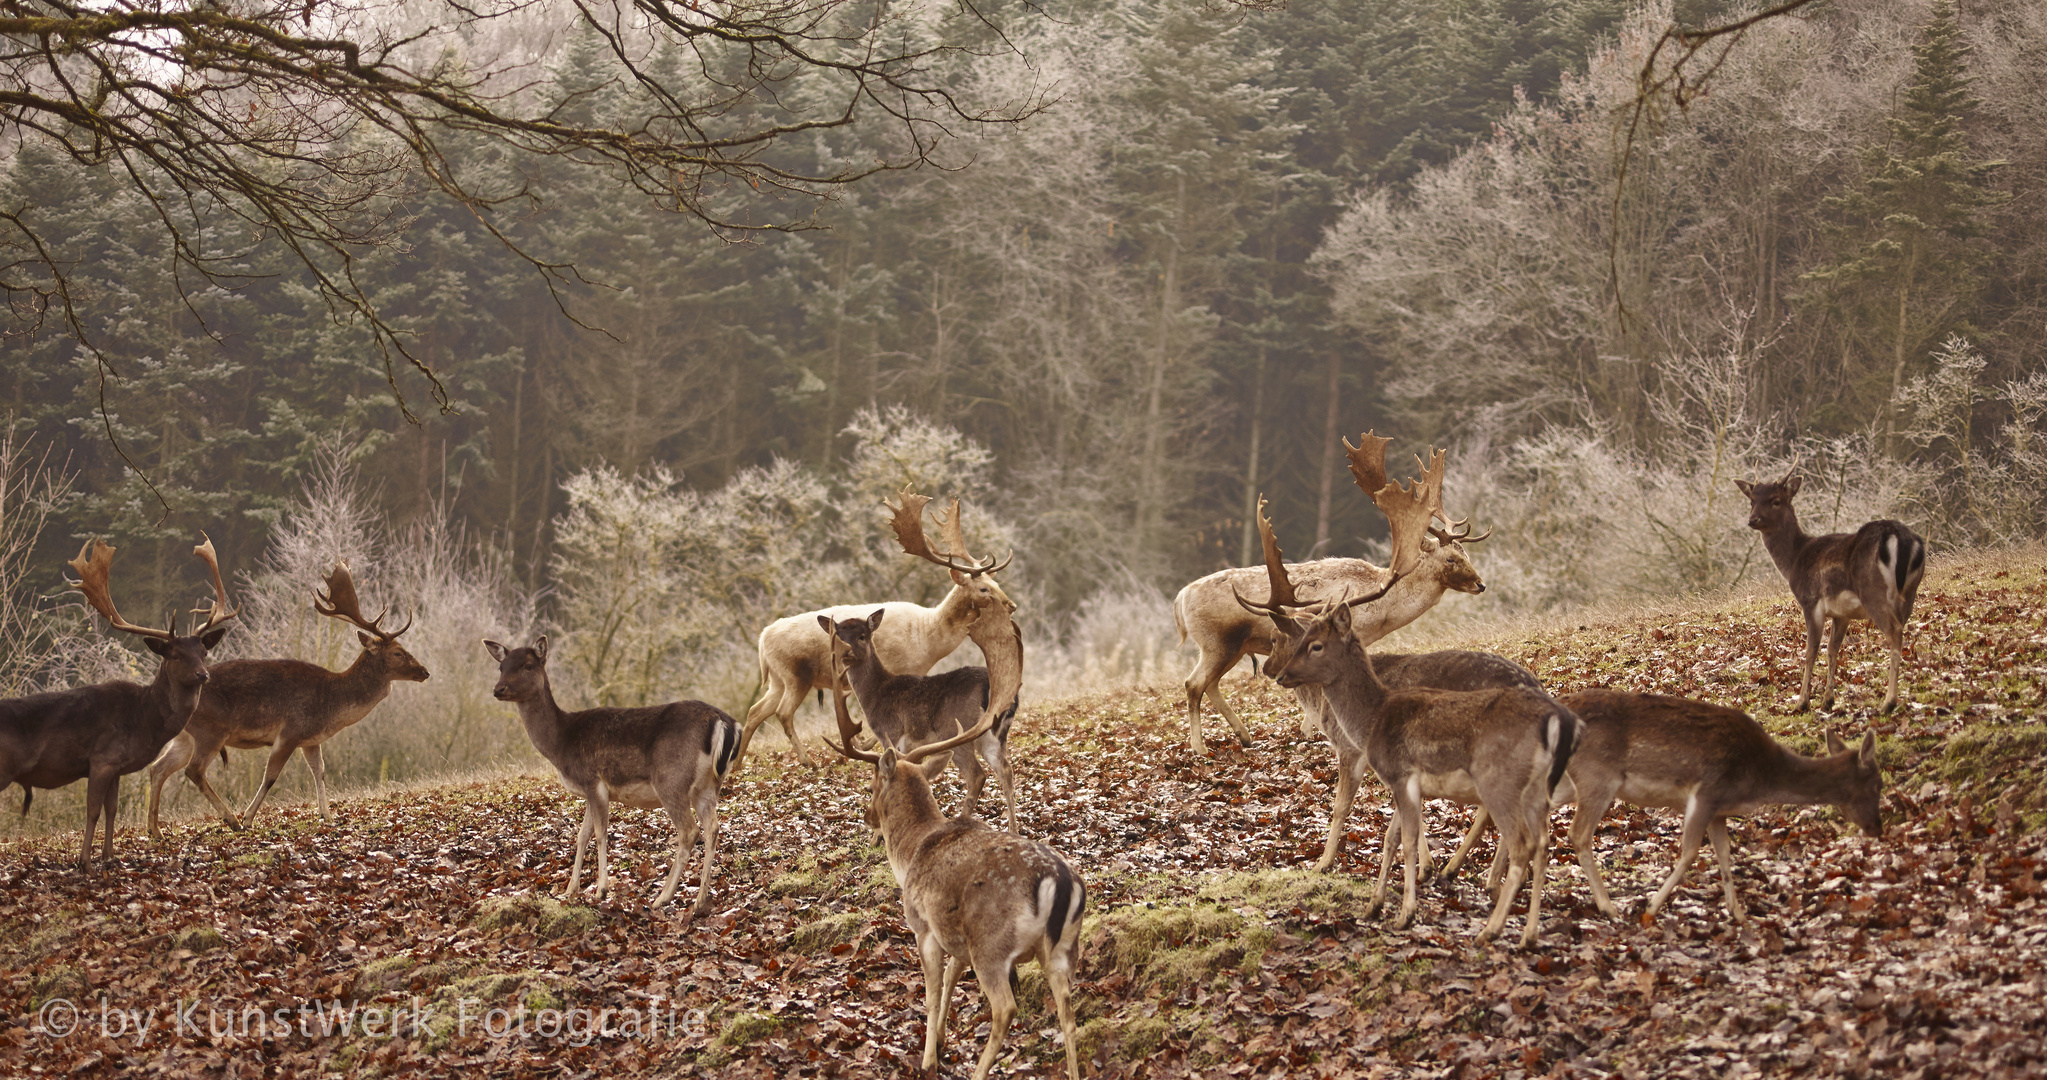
[171,925,227,953]
[1942,721,2047,826]
[698,1011,783,1068]
[471,893,597,940]
[789,911,867,953]
[1087,898,1274,992]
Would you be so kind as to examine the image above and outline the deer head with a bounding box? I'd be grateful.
[1734,473,1802,533]
[67,535,235,681]
[1825,728,1885,838]
[887,487,1015,614]
[485,636,548,703]
[319,561,429,682]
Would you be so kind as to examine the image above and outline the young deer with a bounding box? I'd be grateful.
[824,608,1018,831]
[1737,473,1926,713]
[822,657,1082,1080]
[738,490,1013,767]
[1175,431,1490,752]
[0,537,236,863]
[485,636,738,920]
[1242,499,1577,947]
[146,561,429,838]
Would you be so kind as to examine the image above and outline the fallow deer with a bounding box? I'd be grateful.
[0,536,236,863]
[1241,498,1577,947]
[485,636,738,920]
[737,490,1014,768]
[822,655,1082,1080]
[1442,690,1884,924]
[145,561,430,837]
[1736,473,1926,713]
[824,608,1018,831]
[1175,432,1489,752]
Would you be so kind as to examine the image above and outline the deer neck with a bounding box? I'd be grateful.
[933,584,979,634]
[875,768,948,881]
[843,649,894,708]
[1311,641,1391,740]
[150,663,205,735]
[1744,743,1859,808]
[1758,509,1814,577]
[335,649,400,708]
[508,678,572,761]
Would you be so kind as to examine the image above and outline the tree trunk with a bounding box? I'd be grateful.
[1314,352,1342,549]
[1237,346,1267,567]
[1137,174,1185,551]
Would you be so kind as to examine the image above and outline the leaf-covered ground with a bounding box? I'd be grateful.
[3,550,2044,1079]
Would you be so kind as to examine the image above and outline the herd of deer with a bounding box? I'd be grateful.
[0,432,1928,1080]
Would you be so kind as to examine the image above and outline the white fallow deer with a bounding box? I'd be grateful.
[1736,473,1927,713]
[1440,689,1884,924]
[0,536,236,863]
[485,636,739,921]
[822,651,1082,1080]
[146,561,430,837]
[737,489,1013,768]
[1239,498,1577,947]
[1174,431,1489,752]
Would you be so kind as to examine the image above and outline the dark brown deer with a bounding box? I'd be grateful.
[0,536,236,863]
[823,608,1017,831]
[1736,473,1926,713]
[822,655,1082,1080]
[145,561,430,837]
[738,489,1014,768]
[1240,499,1577,947]
[485,636,738,920]
[1174,432,1489,752]
[1443,690,1883,924]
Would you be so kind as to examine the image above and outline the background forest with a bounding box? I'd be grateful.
[4,0,2045,797]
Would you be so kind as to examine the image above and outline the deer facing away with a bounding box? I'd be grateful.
[824,609,1018,831]
[737,492,1013,768]
[486,636,739,919]
[823,655,1082,1080]
[1242,497,1577,947]
[1737,473,1926,713]
[0,537,236,863]
[146,561,428,838]
[1442,689,1884,924]
[1175,432,1488,753]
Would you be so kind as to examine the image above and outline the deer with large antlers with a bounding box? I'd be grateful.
[486,636,738,918]
[1240,497,1577,947]
[1174,432,1489,752]
[1736,474,1926,713]
[736,489,1014,768]
[0,536,236,863]
[822,649,1082,1080]
[823,608,1018,831]
[144,561,430,838]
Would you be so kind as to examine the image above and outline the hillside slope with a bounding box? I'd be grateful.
[2,549,2043,1078]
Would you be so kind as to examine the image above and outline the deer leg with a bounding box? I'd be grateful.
[1439,806,1489,880]
[1570,793,1620,917]
[1366,801,1401,919]
[82,770,115,865]
[957,745,988,820]
[589,786,614,900]
[241,741,299,828]
[180,737,241,831]
[302,743,331,823]
[684,789,721,921]
[918,941,954,1070]
[1518,814,1549,949]
[982,735,1017,834]
[1048,957,1080,1080]
[1479,856,1528,944]
[970,960,1016,1080]
[1820,617,1847,710]
[1708,818,1747,924]
[147,731,197,841]
[1647,798,1710,920]
[1877,617,1905,714]
[653,804,696,910]
[1794,607,1823,710]
[564,803,597,898]
[1315,751,1362,873]
[1395,781,1425,929]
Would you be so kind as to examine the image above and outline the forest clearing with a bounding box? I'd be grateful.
[4,544,2041,1080]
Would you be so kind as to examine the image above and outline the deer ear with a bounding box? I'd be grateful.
[949,567,971,587]
[358,630,375,648]
[201,626,230,650]
[483,639,508,662]
[1825,727,1846,755]
[868,609,886,631]
[144,637,174,658]
[1858,732,1877,769]
[1782,474,1802,496]
[1328,602,1353,636]
[534,635,549,661]
[818,614,835,636]
[1734,479,1754,497]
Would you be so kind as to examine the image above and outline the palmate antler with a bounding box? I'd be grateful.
[190,532,240,633]
[314,560,411,640]
[885,486,1011,576]
[1344,431,1478,573]
[67,538,175,642]
[1234,496,1402,627]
